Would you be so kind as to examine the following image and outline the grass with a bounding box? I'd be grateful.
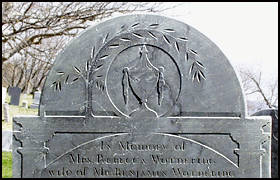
[2,94,38,131]
[2,152,12,178]
[2,94,38,178]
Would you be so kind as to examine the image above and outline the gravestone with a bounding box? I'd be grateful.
[8,86,21,106]
[2,130,12,151]
[22,93,27,101]
[13,14,272,178]
[22,100,28,108]
[30,91,41,109]
[252,109,278,178]
[3,103,10,122]
[2,87,7,104]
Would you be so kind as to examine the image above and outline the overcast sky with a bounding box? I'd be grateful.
[158,2,278,83]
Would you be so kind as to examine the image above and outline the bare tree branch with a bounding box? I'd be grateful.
[238,66,278,112]
[2,2,178,93]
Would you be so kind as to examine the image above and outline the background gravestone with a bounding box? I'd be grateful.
[8,86,21,106]
[2,87,7,104]
[30,91,41,109]
[3,103,10,123]
[13,14,271,178]
[252,109,278,178]
[22,100,28,108]
[2,130,12,151]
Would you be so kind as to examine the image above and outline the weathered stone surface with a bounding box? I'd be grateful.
[3,103,10,122]
[30,91,41,109]
[13,14,271,178]
[252,109,278,178]
[8,86,21,106]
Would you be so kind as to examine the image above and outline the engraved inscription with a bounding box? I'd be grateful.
[42,133,237,178]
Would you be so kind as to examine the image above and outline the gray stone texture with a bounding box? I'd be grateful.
[252,109,278,178]
[30,91,41,109]
[8,86,21,106]
[13,14,271,178]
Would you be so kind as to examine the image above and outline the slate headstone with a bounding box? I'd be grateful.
[2,87,7,104]
[8,86,21,106]
[13,14,272,178]
[30,91,41,109]
[252,109,278,178]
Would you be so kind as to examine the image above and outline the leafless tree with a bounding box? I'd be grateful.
[2,2,177,63]
[238,67,278,112]
[2,2,178,94]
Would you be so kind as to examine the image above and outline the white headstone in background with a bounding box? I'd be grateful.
[2,130,12,152]
[22,100,28,108]
[30,91,41,109]
[2,87,7,104]
[3,103,9,122]
[22,94,27,99]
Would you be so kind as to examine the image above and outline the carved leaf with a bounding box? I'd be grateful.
[94,64,103,71]
[164,28,175,32]
[103,33,109,43]
[147,31,157,40]
[109,44,119,48]
[73,66,81,74]
[100,55,109,60]
[90,46,95,59]
[95,80,105,91]
[198,70,206,80]
[185,52,189,61]
[65,75,69,84]
[131,23,140,28]
[175,41,179,53]
[58,81,62,91]
[195,61,205,69]
[132,32,143,39]
[190,49,197,55]
[178,37,188,41]
[162,34,170,44]
[189,63,194,75]
[120,37,131,41]
[85,61,88,72]
[149,23,159,28]
[55,82,58,91]
[192,71,197,82]
[196,72,201,83]
[51,81,56,87]
[72,77,79,82]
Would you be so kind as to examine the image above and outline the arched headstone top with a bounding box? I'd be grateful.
[13,14,272,178]
[40,14,246,118]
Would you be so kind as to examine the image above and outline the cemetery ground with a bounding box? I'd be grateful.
[2,94,38,178]
[2,94,38,131]
[2,152,12,178]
